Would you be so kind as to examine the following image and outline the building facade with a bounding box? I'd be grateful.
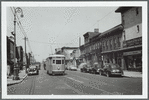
[79,7,142,72]
[7,36,25,76]
[81,29,100,65]
[55,47,79,67]
[100,24,123,68]
[115,7,142,71]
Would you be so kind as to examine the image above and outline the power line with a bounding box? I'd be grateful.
[70,8,116,46]
[10,7,33,54]
[29,39,75,45]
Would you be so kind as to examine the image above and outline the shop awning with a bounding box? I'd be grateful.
[101,45,142,54]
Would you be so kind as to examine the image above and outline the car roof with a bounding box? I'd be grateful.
[94,62,99,64]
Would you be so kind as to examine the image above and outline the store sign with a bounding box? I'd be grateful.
[123,37,142,47]
[123,50,142,56]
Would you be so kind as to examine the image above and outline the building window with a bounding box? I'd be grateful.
[53,60,55,64]
[102,42,104,51]
[96,43,98,49]
[106,40,108,50]
[118,37,120,47]
[110,39,112,50]
[114,38,116,49]
[106,41,108,50]
[94,44,95,50]
[90,46,91,51]
[136,8,139,15]
[123,31,126,41]
[137,25,139,33]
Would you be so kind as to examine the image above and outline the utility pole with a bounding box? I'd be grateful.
[13,7,24,80]
[79,37,81,47]
[24,37,27,73]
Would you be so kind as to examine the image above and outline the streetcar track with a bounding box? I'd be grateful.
[71,74,89,80]
[64,76,84,83]
[29,76,36,95]
[66,71,140,94]
[53,76,86,95]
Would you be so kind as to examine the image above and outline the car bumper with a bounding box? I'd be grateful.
[111,72,123,76]
[70,69,77,71]
[28,71,38,75]
[52,70,65,74]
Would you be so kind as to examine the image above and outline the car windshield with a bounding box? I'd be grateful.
[30,65,36,69]
[111,64,120,68]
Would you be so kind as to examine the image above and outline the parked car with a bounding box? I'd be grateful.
[99,63,123,77]
[89,62,103,74]
[79,63,87,72]
[86,64,92,73]
[27,65,39,75]
[81,63,92,73]
[69,65,77,71]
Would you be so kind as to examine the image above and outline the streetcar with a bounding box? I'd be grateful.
[45,54,65,75]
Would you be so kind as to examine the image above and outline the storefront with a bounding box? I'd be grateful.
[123,50,142,72]
[101,51,123,68]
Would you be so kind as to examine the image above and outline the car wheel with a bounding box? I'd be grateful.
[47,71,49,74]
[106,72,110,77]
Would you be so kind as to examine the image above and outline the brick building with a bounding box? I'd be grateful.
[115,7,142,71]
[79,7,142,72]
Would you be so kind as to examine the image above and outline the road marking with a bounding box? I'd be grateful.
[71,74,89,80]
[64,83,71,88]
[29,76,35,95]
[64,76,84,84]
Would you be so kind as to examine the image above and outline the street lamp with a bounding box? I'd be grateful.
[13,7,24,80]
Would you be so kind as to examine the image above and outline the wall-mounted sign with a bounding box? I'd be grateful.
[123,37,142,47]
[123,50,142,56]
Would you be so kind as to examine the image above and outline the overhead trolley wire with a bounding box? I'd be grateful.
[10,7,33,53]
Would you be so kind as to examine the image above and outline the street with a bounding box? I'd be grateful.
[7,64,142,95]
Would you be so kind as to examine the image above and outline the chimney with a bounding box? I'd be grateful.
[94,28,99,33]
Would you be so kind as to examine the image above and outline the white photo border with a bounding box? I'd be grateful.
[2,1,148,99]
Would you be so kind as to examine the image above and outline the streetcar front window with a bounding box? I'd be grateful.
[56,60,61,64]
[62,60,64,64]
[53,60,55,64]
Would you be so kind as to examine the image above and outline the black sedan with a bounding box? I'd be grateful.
[80,63,91,73]
[99,63,123,77]
[89,62,103,74]
[27,65,39,75]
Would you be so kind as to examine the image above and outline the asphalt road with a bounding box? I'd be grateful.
[7,65,142,95]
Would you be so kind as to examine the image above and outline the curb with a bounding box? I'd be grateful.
[7,74,28,86]
[122,75,142,78]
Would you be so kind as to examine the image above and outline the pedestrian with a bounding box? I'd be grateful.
[44,63,46,70]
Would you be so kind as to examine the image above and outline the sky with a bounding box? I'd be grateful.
[7,4,121,62]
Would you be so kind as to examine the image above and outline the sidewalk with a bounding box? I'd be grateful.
[123,70,142,78]
[7,70,27,86]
